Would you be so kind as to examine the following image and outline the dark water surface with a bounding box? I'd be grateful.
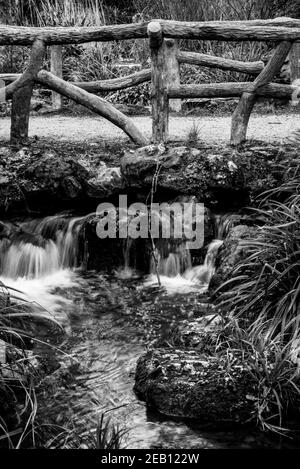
[21,269,295,449]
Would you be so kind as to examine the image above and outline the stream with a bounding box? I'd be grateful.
[0,215,292,449]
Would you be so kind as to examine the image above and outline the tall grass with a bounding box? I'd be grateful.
[0,281,63,448]
[215,130,300,432]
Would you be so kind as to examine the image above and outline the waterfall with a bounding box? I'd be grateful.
[151,243,192,278]
[147,214,231,293]
[183,239,223,284]
[0,216,84,280]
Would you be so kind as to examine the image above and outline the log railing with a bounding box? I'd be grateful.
[0,17,299,146]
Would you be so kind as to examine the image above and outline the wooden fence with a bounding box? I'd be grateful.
[0,17,300,146]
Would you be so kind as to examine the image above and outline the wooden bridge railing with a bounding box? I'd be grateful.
[0,17,300,146]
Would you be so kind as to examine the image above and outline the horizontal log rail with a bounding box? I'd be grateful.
[168,82,296,99]
[159,21,300,42]
[0,23,149,46]
[177,51,264,75]
[73,69,151,93]
[0,69,152,93]
[0,18,300,46]
[7,70,293,101]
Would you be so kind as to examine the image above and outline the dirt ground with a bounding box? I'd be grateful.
[0,111,299,145]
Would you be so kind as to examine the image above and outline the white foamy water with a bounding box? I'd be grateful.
[144,273,209,294]
[146,239,223,295]
[0,269,79,315]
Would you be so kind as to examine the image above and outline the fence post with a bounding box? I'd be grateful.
[148,21,169,143]
[10,84,34,144]
[10,39,45,145]
[164,38,181,113]
[50,45,63,110]
[290,42,300,83]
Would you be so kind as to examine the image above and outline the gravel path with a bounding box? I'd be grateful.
[0,113,299,144]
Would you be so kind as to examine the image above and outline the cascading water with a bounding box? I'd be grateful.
[0,216,85,312]
[147,214,231,293]
[0,216,84,280]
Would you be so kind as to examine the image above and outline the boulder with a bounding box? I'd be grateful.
[134,347,257,424]
[170,313,223,352]
[86,162,124,198]
[121,143,285,209]
[211,224,260,290]
[22,151,89,200]
[121,145,244,207]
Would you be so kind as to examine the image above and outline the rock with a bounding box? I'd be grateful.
[210,224,260,290]
[121,145,244,207]
[134,348,257,423]
[22,151,90,200]
[170,313,223,352]
[86,162,124,198]
[0,147,12,159]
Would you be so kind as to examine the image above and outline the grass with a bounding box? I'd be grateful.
[42,409,128,449]
[0,280,63,448]
[186,121,201,147]
[215,129,300,433]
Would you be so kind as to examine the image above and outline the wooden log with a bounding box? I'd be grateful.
[5,40,46,100]
[73,69,151,93]
[10,39,45,144]
[0,73,19,83]
[0,69,152,93]
[177,50,264,75]
[148,21,163,49]
[51,45,63,110]
[290,42,300,82]
[10,86,35,144]
[36,70,148,146]
[0,78,5,105]
[231,41,292,145]
[148,22,168,143]
[7,74,296,100]
[168,82,296,99]
[164,39,181,112]
[0,18,300,45]
[0,23,149,46]
[159,20,300,42]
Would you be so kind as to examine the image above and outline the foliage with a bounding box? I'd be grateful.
[215,130,300,433]
[0,281,63,448]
